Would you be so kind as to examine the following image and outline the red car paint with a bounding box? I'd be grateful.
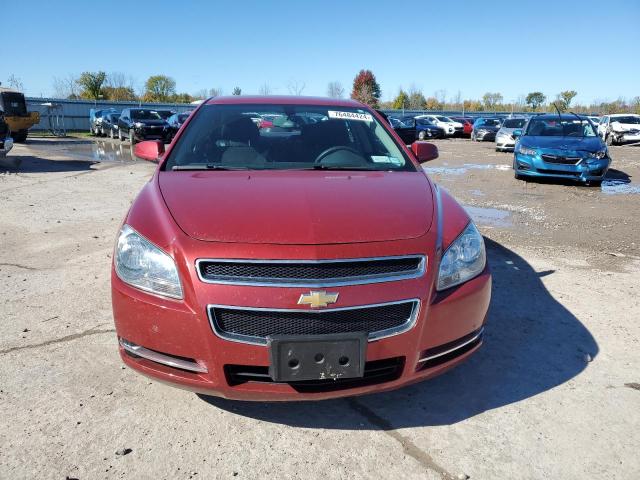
[451,117,474,137]
[112,96,491,401]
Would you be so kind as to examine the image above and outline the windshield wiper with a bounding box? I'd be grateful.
[307,165,379,171]
[172,164,249,171]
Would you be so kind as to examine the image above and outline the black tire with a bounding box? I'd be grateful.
[418,130,427,141]
[109,128,114,139]
[118,129,124,141]
[129,129,136,144]
[470,133,475,141]
[589,180,603,187]
[12,130,28,143]
[605,134,613,146]
[513,159,523,180]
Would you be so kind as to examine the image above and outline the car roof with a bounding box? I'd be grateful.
[609,113,639,117]
[205,95,365,108]
[534,114,588,120]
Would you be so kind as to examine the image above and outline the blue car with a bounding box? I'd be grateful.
[513,114,610,185]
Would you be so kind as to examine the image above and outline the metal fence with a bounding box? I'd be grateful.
[26,97,197,131]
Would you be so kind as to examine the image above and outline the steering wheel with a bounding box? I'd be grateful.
[313,146,362,165]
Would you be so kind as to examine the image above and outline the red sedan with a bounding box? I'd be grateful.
[112,96,491,401]
[451,116,475,137]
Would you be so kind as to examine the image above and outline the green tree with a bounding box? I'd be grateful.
[350,69,381,108]
[407,88,426,110]
[232,86,242,95]
[143,75,176,102]
[482,92,504,110]
[77,71,106,100]
[392,89,409,109]
[172,92,194,103]
[557,90,577,111]
[102,86,137,101]
[525,92,546,111]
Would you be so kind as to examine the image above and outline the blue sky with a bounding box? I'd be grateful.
[3,0,639,104]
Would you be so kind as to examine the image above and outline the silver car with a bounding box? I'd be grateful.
[495,117,527,152]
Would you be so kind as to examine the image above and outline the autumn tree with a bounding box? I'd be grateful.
[77,71,107,100]
[525,92,546,111]
[407,86,426,110]
[351,69,381,108]
[327,81,345,98]
[424,97,442,111]
[392,89,409,110]
[143,75,176,102]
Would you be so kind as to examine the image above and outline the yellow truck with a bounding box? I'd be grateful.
[0,87,40,142]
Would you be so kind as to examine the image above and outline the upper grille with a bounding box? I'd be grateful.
[208,300,420,345]
[197,256,425,287]
[541,154,582,165]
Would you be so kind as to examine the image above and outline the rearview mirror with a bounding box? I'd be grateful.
[134,140,165,162]
[512,129,522,137]
[411,141,439,163]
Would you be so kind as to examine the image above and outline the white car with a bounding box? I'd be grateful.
[415,114,463,136]
[598,114,640,145]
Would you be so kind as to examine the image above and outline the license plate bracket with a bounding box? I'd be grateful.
[268,332,367,382]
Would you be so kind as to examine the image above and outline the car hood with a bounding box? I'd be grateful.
[477,125,500,132]
[134,119,166,126]
[611,122,640,131]
[520,135,604,151]
[158,170,433,244]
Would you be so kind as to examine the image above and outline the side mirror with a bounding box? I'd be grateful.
[411,141,439,163]
[134,140,165,162]
[512,129,522,137]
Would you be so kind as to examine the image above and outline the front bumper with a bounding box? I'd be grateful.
[475,131,497,141]
[496,136,515,150]
[621,133,640,143]
[514,152,610,181]
[112,241,491,401]
[134,126,170,141]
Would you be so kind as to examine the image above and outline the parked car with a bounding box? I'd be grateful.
[89,108,117,136]
[0,109,14,159]
[386,115,416,144]
[102,112,121,139]
[113,96,491,401]
[450,117,475,137]
[513,114,610,185]
[597,114,640,145]
[117,108,171,144]
[415,114,463,136]
[495,117,527,151]
[413,117,446,139]
[471,117,502,142]
[166,112,192,140]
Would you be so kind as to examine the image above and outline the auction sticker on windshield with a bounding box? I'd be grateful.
[328,111,373,122]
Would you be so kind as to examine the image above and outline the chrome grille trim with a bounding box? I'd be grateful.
[119,338,208,373]
[207,299,421,346]
[195,255,427,287]
[417,327,484,363]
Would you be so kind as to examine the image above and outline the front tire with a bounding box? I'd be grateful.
[12,130,28,143]
[129,129,136,144]
[118,129,124,141]
[418,130,427,140]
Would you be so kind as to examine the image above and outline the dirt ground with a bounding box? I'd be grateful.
[1,136,639,479]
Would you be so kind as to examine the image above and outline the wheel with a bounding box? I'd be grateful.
[99,127,104,136]
[470,133,475,141]
[605,134,613,146]
[12,130,28,143]
[513,159,524,180]
[129,129,136,144]
[418,130,427,140]
[589,180,602,187]
[109,128,114,139]
[118,129,124,141]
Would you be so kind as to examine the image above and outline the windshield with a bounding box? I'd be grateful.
[612,116,640,124]
[478,119,501,127]
[436,116,452,122]
[525,118,597,137]
[131,110,162,120]
[156,110,173,119]
[503,118,526,128]
[164,104,415,171]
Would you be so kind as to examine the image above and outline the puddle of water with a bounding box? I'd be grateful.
[49,140,137,162]
[601,179,640,195]
[424,163,510,175]
[464,205,513,228]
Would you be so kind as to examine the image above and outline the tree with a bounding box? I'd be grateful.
[327,81,344,98]
[482,92,504,110]
[259,83,272,95]
[287,79,306,96]
[350,69,381,108]
[424,97,442,111]
[525,92,546,111]
[434,89,447,106]
[392,89,409,110]
[143,75,176,102]
[77,71,107,100]
[407,86,426,110]
[463,99,483,112]
[232,87,242,95]
[102,86,137,101]
[208,87,223,97]
[557,90,577,111]
[172,93,194,103]
[7,74,24,92]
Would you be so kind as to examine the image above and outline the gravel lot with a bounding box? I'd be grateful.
[1,136,639,479]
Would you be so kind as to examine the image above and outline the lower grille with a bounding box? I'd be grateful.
[537,168,581,176]
[541,154,582,165]
[225,357,404,392]
[208,300,420,345]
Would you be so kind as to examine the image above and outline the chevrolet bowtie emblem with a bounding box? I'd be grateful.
[297,291,339,308]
